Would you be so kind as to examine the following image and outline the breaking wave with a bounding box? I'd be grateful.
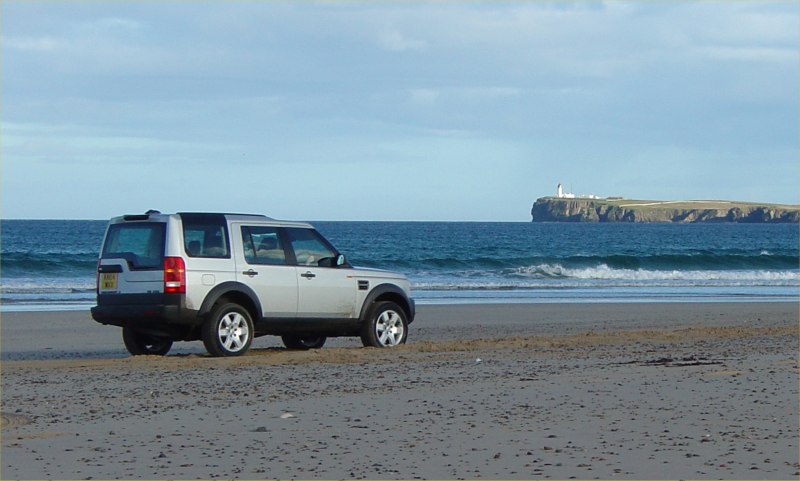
[510,263,799,283]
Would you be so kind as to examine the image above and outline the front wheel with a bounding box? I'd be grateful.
[202,303,254,357]
[361,301,408,348]
[122,327,173,356]
[281,335,327,350]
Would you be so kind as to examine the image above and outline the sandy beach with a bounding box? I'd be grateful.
[1,302,798,479]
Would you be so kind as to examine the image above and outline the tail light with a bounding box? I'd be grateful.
[164,257,186,294]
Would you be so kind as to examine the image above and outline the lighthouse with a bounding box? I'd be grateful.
[556,183,575,199]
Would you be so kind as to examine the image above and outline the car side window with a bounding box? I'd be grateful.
[241,226,287,265]
[182,217,230,259]
[286,228,337,267]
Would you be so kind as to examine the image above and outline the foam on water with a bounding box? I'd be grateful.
[511,263,800,283]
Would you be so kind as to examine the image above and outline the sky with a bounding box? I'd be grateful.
[2,2,798,221]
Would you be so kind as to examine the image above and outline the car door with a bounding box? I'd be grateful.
[98,221,166,296]
[232,223,298,318]
[284,227,356,319]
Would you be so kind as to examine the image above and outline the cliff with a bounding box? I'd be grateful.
[531,198,800,223]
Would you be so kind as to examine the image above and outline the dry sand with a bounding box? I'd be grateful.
[1,302,798,479]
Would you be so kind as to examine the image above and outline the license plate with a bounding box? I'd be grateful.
[99,273,118,291]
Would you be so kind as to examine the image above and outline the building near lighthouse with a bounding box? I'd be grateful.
[557,183,601,200]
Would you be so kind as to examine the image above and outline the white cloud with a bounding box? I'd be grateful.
[2,121,236,166]
[698,46,797,63]
[378,30,426,52]
[457,87,522,99]
[3,36,59,52]
[407,86,522,107]
[409,88,440,105]
[95,17,143,32]
[700,5,798,46]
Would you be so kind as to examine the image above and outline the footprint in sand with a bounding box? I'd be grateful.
[1,412,32,429]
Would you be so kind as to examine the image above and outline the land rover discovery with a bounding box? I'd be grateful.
[91,211,415,357]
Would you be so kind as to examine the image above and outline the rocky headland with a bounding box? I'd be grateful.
[531,197,800,223]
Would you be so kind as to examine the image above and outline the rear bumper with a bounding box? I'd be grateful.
[91,293,199,328]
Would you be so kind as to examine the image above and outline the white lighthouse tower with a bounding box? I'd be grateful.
[556,183,575,199]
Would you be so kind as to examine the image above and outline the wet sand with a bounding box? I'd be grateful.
[1,302,798,479]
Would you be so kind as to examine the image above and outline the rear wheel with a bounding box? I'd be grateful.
[361,301,408,347]
[202,303,254,357]
[281,335,327,350]
[122,327,173,356]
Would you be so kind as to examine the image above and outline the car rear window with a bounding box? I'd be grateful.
[102,222,166,270]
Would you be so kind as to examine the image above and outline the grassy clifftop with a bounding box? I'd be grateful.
[531,197,800,223]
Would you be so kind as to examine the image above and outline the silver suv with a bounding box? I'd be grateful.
[91,211,415,357]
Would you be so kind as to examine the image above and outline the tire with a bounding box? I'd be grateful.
[361,301,408,348]
[122,327,173,356]
[202,303,254,357]
[281,335,327,350]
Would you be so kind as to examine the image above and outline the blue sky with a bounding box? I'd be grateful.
[2,2,798,220]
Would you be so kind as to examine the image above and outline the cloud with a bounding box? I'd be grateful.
[409,88,440,105]
[696,4,798,46]
[407,86,522,106]
[94,17,143,32]
[1,121,236,166]
[3,36,59,52]
[698,45,797,63]
[456,87,522,100]
[378,30,426,52]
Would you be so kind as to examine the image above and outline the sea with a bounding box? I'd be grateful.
[1,220,798,312]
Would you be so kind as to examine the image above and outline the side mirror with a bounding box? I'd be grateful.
[336,254,346,267]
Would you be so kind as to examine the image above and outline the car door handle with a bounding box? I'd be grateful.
[300,271,316,279]
[242,269,259,277]
[98,264,123,274]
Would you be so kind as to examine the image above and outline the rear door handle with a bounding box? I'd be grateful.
[242,269,259,277]
[300,271,316,279]
[98,264,123,273]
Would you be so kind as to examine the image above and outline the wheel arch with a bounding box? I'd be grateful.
[198,282,263,322]
[358,283,414,323]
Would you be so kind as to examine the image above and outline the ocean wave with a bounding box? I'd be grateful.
[371,252,799,272]
[1,296,94,305]
[412,278,800,291]
[1,277,96,294]
[510,264,800,282]
[1,286,96,295]
[407,263,800,291]
[0,252,98,276]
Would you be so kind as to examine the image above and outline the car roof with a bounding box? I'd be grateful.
[111,212,314,229]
